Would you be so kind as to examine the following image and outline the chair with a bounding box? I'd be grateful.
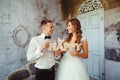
[6,62,36,80]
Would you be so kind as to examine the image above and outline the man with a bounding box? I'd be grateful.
[27,19,55,80]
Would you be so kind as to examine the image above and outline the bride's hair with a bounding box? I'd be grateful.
[65,18,82,44]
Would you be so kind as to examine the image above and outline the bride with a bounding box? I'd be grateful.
[55,18,89,80]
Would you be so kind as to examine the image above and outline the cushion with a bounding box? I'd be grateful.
[7,69,30,80]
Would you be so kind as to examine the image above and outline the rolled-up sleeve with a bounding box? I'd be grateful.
[27,38,43,61]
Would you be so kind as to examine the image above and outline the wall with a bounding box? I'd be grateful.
[0,0,64,80]
[105,7,120,80]
[105,60,120,80]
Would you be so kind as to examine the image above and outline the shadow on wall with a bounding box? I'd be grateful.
[105,48,120,62]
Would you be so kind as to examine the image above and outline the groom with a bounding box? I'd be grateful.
[27,19,55,80]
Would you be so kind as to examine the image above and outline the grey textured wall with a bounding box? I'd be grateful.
[105,7,120,80]
[0,0,65,80]
[105,7,120,62]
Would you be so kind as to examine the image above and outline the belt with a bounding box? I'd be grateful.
[48,65,55,71]
[36,65,55,72]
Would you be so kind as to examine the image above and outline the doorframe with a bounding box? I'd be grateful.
[77,0,105,79]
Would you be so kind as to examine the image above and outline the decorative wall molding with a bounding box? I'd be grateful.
[78,0,103,15]
[13,25,31,48]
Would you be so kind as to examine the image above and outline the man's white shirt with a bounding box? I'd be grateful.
[27,33,55,69]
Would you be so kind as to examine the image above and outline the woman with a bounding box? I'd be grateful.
[55,18,89,80]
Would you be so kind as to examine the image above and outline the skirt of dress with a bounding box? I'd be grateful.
[56,52,89,80]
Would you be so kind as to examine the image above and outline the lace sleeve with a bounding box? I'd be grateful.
[81,37,87,42]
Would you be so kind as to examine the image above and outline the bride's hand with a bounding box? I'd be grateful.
[54,50,62,56]
[70,51,79,56]
[54,50,66,56]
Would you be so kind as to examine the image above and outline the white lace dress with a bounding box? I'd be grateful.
[56,38,89,80]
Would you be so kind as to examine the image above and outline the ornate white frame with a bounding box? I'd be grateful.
[78,0,103,15]
[13,25,31,48]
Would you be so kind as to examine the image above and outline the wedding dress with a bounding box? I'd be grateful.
[56,38,89,80]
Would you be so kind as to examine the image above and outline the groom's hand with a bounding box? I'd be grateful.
[40,42,50,52]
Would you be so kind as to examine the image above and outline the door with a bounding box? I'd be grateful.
[77,9,104,80]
